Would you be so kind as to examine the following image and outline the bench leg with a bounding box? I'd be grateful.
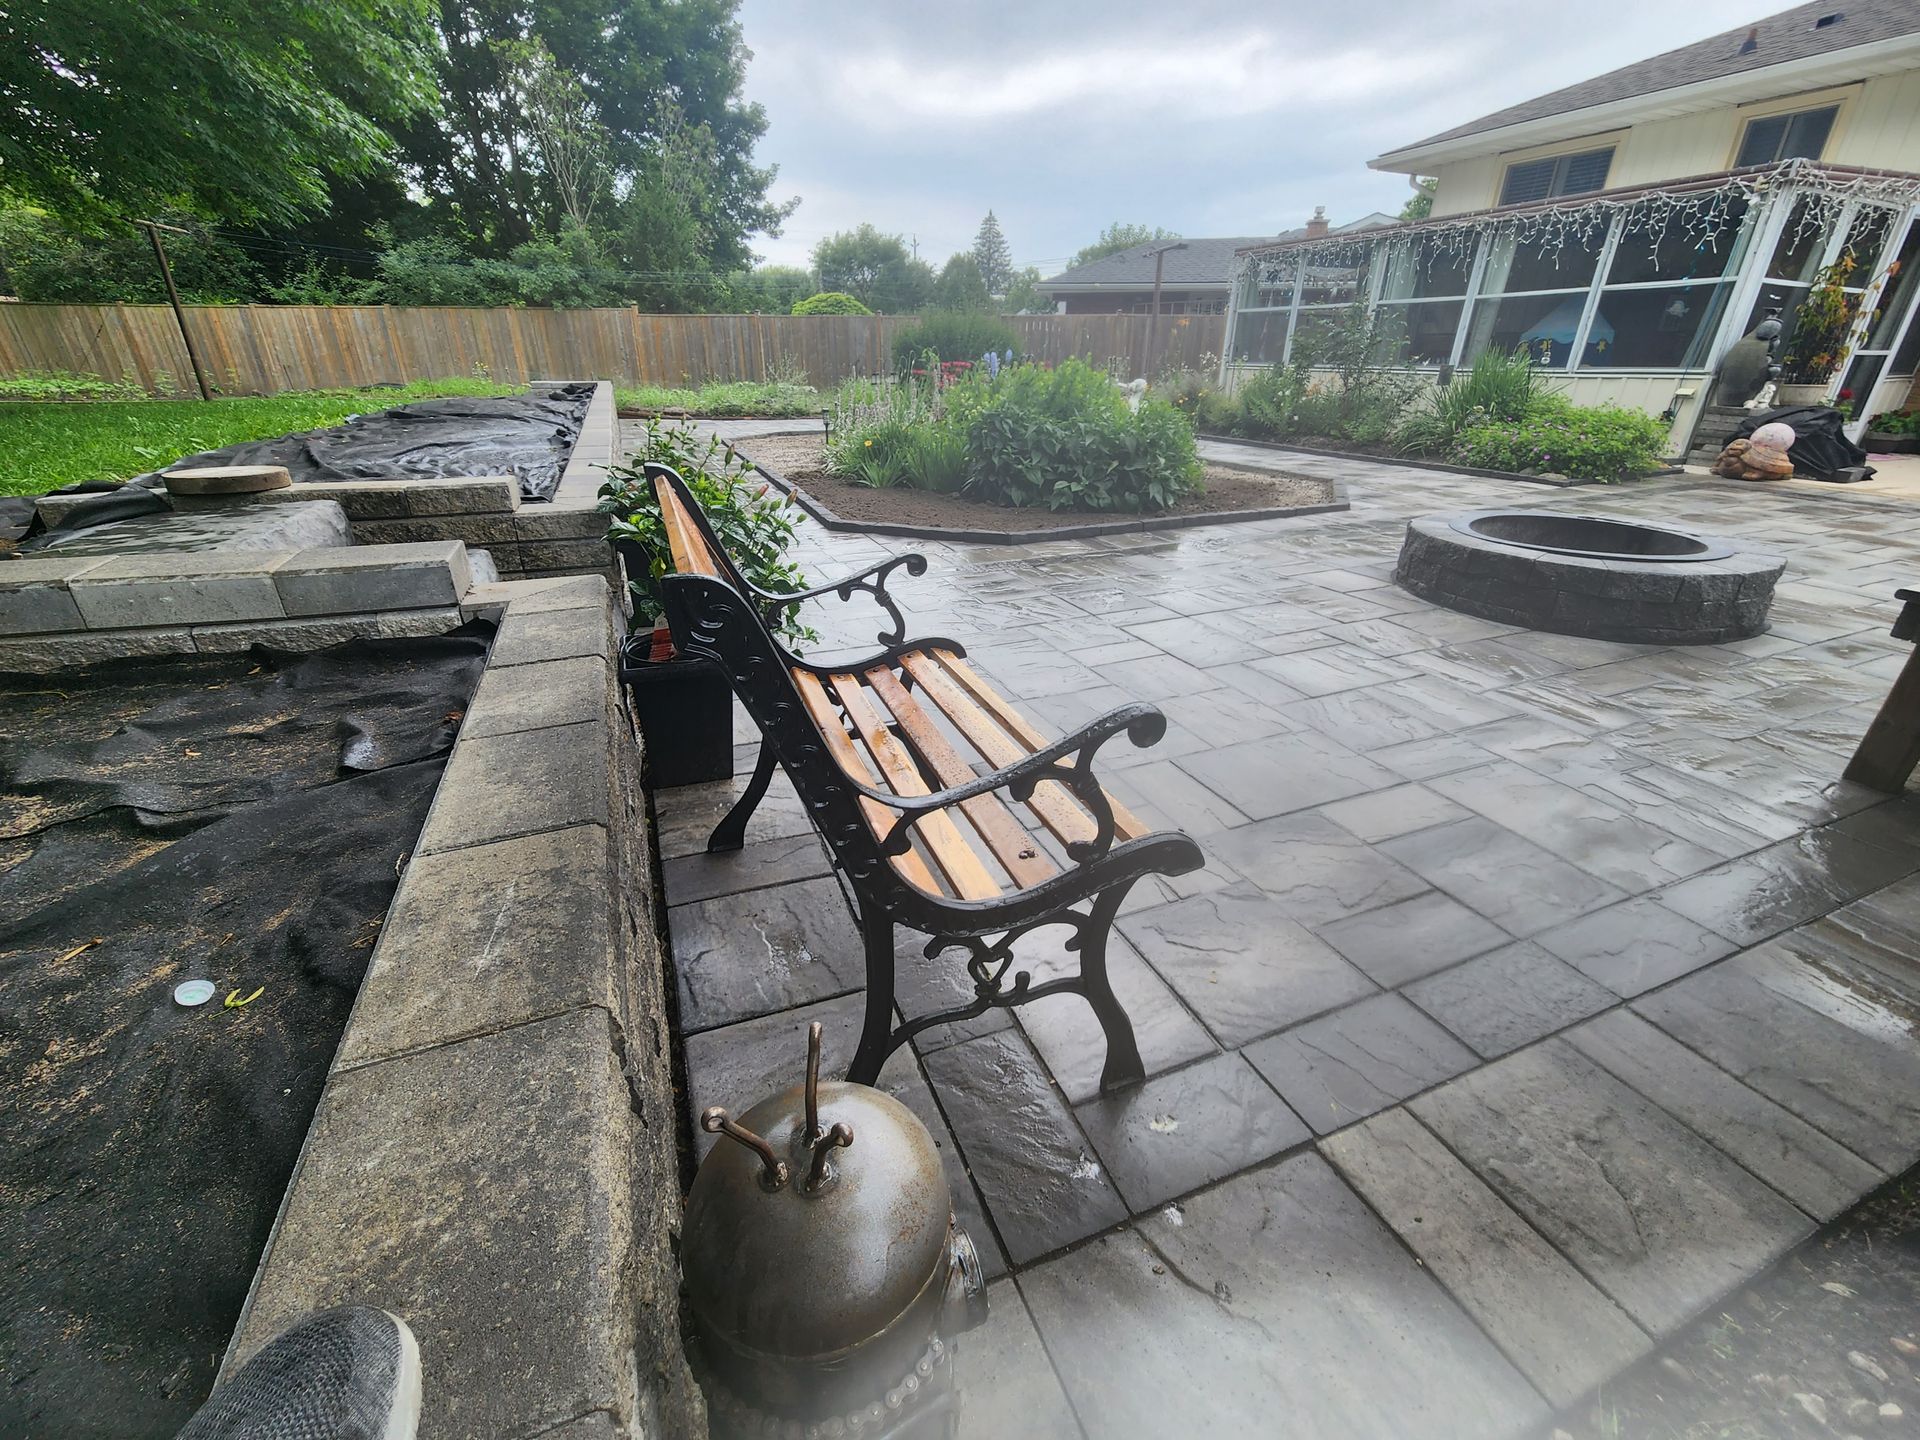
[1844,645,1920,792]
[847,917,898,1088]
[708,737,777,853]
[1082,886,1146,1094]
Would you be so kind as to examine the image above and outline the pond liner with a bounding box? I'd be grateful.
[0,624,490,1438]
[139,385,594,502]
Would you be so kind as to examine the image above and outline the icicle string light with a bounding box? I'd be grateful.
[1232,160,1920,291]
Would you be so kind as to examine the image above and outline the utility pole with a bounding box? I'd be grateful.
[138,219,212,400]
[1145,240,1189,379]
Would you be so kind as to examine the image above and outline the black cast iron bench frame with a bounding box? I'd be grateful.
[633,461,1204,1091]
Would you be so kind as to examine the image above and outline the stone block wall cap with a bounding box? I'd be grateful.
[277,541,467,572]
[68,551,299,581]
[0,555,113,588]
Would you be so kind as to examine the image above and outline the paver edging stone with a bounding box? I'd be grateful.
[1197,431,1686,487]
[744,458,1351,545]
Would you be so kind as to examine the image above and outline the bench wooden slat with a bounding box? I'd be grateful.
[863,666,1060,890]
[653,476,722,577]
[828,673,1003,902]
[790,670,941,896]
[930,650,1149,842]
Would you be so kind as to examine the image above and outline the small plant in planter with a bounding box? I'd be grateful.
[597,419,815,649]
[597,422,814,784]
[1778,253,1861,399]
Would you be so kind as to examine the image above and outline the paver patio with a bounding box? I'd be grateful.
[646,424,1920,1438]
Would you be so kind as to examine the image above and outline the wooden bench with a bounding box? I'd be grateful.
[639,461,1204,1090]
[1845,587,1920,791]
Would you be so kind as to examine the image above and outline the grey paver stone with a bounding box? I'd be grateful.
[1403,941,1615,1058]
[1314,889,1510,988]
[669,875,865,1033]
[1383,816,1625,937]
[1244,993,1478,1135]
[1207,812,1427,925]
[1532,895,1736,997]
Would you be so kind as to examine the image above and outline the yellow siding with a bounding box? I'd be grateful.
[1426,66,1920,215]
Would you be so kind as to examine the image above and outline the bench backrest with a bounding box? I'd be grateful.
[647,462,934,908]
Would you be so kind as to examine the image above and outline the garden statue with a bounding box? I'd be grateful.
[1713,419,1796,482]
[1709,310,1783,408]
[1121,377,1147,413]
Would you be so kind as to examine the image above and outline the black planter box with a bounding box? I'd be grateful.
[1865,431,1920,454]
[624,653,734,788]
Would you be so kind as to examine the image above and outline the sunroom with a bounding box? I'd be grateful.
[1222,160,1920,449]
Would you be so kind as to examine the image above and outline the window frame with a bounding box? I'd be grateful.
[1498,146,1616,207]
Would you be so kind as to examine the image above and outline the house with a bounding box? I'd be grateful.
[1041,212,1397,315]
[1222,0,1920,447]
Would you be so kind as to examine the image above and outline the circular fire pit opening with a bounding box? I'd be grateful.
[1396,509,1785,645]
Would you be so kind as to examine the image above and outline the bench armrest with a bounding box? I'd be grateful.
[752,553,929,645]
[855,703,1167,864]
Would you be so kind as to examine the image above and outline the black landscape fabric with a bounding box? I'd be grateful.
[0,625,489,1439]
[1736,404,1874,481]
[137,383,594,502]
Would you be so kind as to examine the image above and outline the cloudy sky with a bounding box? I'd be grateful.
[735,0,1774,277]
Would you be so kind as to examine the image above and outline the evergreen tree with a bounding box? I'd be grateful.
[971,211,1014,296]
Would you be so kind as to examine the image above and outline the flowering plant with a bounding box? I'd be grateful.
[1780,252,1861,384]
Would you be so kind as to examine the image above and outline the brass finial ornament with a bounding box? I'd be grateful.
[681,1020,987,1435]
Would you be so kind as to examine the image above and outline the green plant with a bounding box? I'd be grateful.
[963,357,1201,512]
[1434,347,1547,434]
[1449,398,1666,482]
[1291,302,1425,436]
[902,426,967,492]
[1869,408,1919,435]
[1780,252,1861,384]
[597,420,815,646]
[614,380,820,418]
[791,291,872,316]
[0,371,146,403]
[890,312,1021,372]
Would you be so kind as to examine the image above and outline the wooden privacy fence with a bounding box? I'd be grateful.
[0,304,1227,397]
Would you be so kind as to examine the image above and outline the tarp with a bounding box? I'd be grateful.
[0,626,490,1438]
[142,385,595,502]
[1735,405,1875,481]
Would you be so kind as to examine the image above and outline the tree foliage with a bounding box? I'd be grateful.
[1003,266,1050,314]
[971,211,1014,296]
[934,254,991,313]
[810,225,934,312]
[0,206,263,302]
[791,291,871,316]
[1070,222,1181,269]
[0,0,441,227]
[1400,180,1437,222]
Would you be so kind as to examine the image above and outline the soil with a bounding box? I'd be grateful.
[1551,1166,1920,1439]
[733,433,1335,533]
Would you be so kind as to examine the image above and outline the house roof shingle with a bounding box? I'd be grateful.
[1384,0,1920,157]
[1042,216,1398,290]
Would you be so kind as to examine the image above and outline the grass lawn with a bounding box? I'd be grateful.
[0,378,518,497]
[614,380,820,418]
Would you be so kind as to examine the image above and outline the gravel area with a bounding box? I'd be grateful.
[730,433,1335,533]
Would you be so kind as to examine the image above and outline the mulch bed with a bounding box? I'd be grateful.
[733,433,1335,534]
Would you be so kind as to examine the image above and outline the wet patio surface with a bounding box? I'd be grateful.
[649,427,1920,1438]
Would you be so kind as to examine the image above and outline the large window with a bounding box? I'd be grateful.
[1461,222,1609,367]
[1373,237,1472,364]
[1736,105,1838,168]
[1585,196,1752,368]
[1229,259,1296,364]
[1499,148,1614,206]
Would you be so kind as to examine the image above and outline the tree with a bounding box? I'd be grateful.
[402,0,794,266]
[497,39,612,231]
[1003,266,1050,314]
[1401,180,1437,222]
[0,0,440,227]
[811,225,934,312]
[0,204,263,301]
[717,265,814,313]
[934,254,991,312]
[792,291,871,316]
[971,211,1014,296]
[1071,223,1181,269]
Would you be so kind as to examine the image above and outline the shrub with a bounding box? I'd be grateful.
[1870,408,1919,435]
[1449,398,1667,483]
[964,357,1200,513]
[1434,347,1548,434]
[890,312,1021,372]
[791,291,872,316]
[1232,364,1308,439]
[597,420,815,645]
[901,426,967,493]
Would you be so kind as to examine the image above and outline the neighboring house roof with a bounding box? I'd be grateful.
[1376,0,1920,168]
[1042,216,1398,291]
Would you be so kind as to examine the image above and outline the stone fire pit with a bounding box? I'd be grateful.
[1395,510,1785,644]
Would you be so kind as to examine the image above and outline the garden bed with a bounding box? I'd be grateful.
[738,433,1344,541]
[0,629,487,1437]
[1196,432,1684,486]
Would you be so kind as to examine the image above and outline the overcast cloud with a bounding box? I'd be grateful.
[736,0,1775,277]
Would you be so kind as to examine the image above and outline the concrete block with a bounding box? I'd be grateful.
[190,607,462,653]
[463,654,609,738]
[495,574,610,616]
[350,516,522,547]
[69,552,290,628]
[516,537,610,573]
[272,542,471,617]
[403,477,520,517]
[417,719,610,854]
[506,508,607,541]
[335,825,616,1070]
[228,1009,643,1440]
[0,555,112,587]
[0,556,109,636]
[0,625,196,671]
[168,482,414,520]
[487,604,614,667]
